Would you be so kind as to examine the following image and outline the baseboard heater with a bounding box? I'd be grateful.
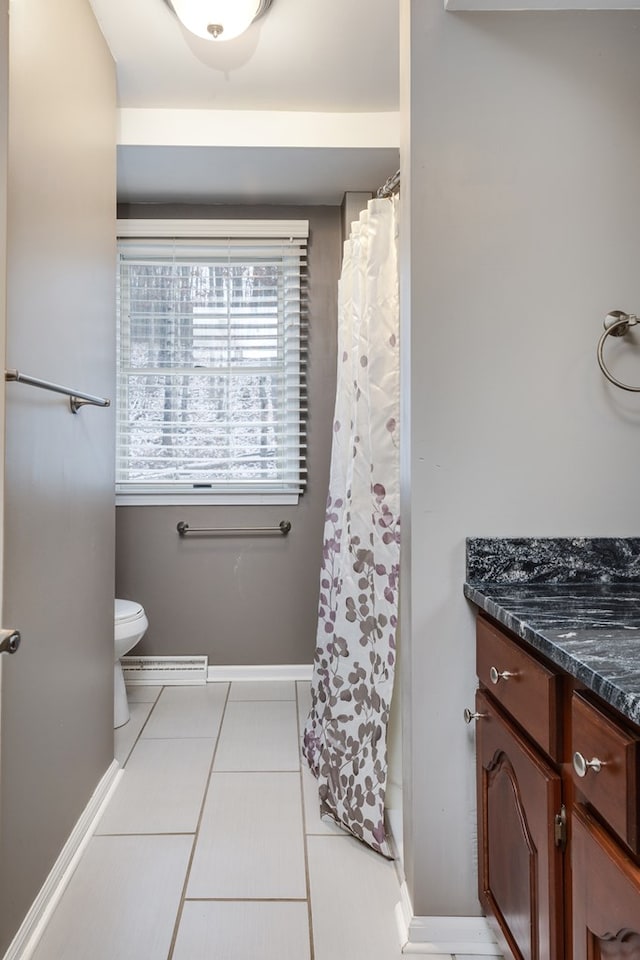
[121,655,208,685]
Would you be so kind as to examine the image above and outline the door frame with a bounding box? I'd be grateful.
[0,0,9,813]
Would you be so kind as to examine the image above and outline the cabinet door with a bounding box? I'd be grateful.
[572,804,640,960]
[476,690,564,960]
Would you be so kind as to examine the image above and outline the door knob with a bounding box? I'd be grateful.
[0,629,21,655]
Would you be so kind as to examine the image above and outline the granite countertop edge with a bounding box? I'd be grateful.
[463,582,640,728]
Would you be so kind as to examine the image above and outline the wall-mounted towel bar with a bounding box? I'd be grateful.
[5,369,111,413]
[597,311,640,392]
[177,520,292,537]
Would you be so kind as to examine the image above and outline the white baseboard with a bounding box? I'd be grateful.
[122,658,312,685]
[395,882,500,955]
[3,760,122,960]
[207,663,313,683]
[122,655,208,685]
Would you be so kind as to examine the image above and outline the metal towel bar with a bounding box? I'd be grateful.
[177,520,291,537]
[5,369,111,413]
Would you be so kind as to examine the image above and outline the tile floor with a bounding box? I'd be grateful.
[28,681,472,960]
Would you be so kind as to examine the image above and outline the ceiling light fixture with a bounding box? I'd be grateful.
[163,0,274,42]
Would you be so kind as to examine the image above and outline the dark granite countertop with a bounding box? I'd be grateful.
[464,538,640,728]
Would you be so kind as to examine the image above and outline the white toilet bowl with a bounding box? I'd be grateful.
[114,599,148,728]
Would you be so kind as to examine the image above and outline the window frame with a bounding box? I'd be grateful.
[115,219,309,507]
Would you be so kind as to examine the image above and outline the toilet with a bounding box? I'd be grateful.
[114,599,148,728]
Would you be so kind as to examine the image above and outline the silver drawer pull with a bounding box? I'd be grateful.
[573,751,603,778]
[464,708,486,724]
[489,666,516,685]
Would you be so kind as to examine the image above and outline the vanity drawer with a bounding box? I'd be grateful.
[477,616,562,760]
[571,691,640,854]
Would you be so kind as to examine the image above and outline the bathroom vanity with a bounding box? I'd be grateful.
[464,538,640,960]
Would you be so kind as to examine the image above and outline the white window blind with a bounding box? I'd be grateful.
[116,221,308,502]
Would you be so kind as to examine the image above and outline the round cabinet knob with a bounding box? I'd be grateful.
[489,666,516,685]
[464,708,485,724]
[573,751,603,778]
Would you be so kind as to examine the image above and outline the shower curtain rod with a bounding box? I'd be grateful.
[377,169,400,199]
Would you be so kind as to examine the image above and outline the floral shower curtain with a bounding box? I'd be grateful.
[303,195,400,858]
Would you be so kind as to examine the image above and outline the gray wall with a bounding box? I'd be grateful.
[116,204,340,665]
[401,3,640,919]
[0,0,116,950]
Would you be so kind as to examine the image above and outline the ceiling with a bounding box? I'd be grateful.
[89,0,400,205]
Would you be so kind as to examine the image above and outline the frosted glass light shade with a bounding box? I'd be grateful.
[170,0,262,40]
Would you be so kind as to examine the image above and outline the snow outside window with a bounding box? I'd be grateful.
[115,220,308,505]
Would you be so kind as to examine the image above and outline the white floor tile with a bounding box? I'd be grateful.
[187,771,306,899]
[301,762,345,837]
[229,679,296,701]
[214,700,300,771]
[97,738,215,835]
[32,684,425,960]
[308,835,404,960]
[114,700,154,767]
[141,683,227,739]
[125,684,163,703]
[173,901,311,960]
[31,834,192,960]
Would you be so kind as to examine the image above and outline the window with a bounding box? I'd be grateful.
[116,220,308,505]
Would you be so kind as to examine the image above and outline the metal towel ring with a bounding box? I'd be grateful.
[597,310,640,392]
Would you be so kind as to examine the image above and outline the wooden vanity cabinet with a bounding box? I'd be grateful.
[473,612,640,960]
[474,615,565,960]
[571,691,640,854]
[475,688,564,960]
[569,693,640,960]
[572,804,640,960]
[476,616,563,760]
